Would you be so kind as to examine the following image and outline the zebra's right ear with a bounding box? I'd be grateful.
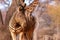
[25,0,39,16]
[24,3,26,7]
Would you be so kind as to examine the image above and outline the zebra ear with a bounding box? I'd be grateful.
[24,3,26,7]
[25,0,38,16]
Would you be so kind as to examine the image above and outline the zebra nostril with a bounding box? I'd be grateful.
[15,23,21,28]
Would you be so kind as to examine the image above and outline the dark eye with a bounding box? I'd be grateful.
[19,6,22,11]
[15,23,21,28]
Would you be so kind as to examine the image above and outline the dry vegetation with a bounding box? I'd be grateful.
[0,0,60,40]
[33,1,60,40]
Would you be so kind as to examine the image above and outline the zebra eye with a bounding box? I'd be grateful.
[19,6,22,11]
[18,4,23,10]
[20,6,22,9]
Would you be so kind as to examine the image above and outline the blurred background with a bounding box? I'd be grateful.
[0,0,60,40]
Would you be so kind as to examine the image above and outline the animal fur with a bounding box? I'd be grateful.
[9,3,35,40]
